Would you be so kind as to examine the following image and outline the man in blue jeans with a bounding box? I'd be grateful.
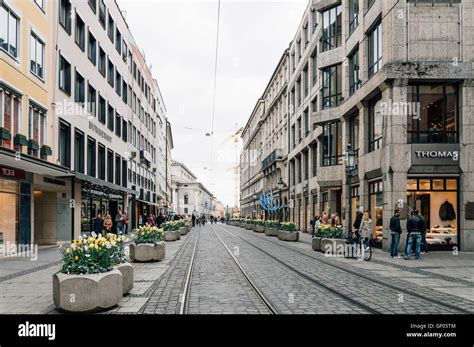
[405,209,424,260]
[389,209,402,258]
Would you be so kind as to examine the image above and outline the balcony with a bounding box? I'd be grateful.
[140,149,152,166]
[261,149,283,170]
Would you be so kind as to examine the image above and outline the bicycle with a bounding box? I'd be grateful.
[346,231,372,261]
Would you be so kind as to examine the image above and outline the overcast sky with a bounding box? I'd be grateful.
[118,0,308,207]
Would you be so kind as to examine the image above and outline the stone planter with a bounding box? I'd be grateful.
[264,227,279,237]
[53,269,123,312]
[312,237,322,251]
[129,242,165,262]
[186,224,192,232]
[164,230,181,241]
[180,227,189,236]
[244,224,253,230]
[254,225,265,233]
[117,262,134,295]
[277,230,299,242]
[320,238,347,256]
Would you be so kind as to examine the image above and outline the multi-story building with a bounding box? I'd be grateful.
[240,49,290,221]
[286,0,474,252]
[171,160,213,217]
[164,119,174,212]
[0,0,73,246]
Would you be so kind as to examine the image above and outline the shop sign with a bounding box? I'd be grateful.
[0,165,25,180]
[412,144,460,166]
[89,121,112,143]
[43,177,66,186]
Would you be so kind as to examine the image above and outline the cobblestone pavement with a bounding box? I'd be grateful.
[221,225,474,314]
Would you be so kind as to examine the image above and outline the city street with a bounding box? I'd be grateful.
[0,225,472,315]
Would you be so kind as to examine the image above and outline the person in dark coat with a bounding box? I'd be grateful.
[405,209,424,260]
[93,212,104,234]
[352,211,363,240]
[389,210,402,258]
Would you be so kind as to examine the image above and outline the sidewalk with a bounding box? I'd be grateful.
[294,232,474,303]
[0,237,189,314]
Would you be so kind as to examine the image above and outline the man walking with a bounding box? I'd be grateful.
[389,209,402,258]
[405,209,424,260]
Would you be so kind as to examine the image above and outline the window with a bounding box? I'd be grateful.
[296,77,301,107]
[30,33,45,79]
[368,94,383,152]
[122,119,127,142]
[98,144,105,180]
[115,29,122,54]
[303,108,309,137]
[0,88,21,150]
[115,154,121,185]
[107,149,114,183]
[296,39,301,61]
[311,97,317,113]
[122,158,127,187]
[349,0,359,34]
[58,54,71,94]
[58,120,71,168]
[88,31,97,65]
[74,129,85,173]
[75,12,85,51]
[303,149,309,181]
[107,58,114,87]
[98,46,106,76]
[297,117,302,143]
[303,64,309,98]
[87,137,96,177]
[367,0,376,10]
[184,194,189,204]
[407,85,458,144]
[303,23,309,49]
[98,0,106,28]
[107,104,114,131]
[368,21,382,78]
[349,113,360,152]
[115,72,121,96]
[1,4,18,58]
[321,64,342,109]
[108,13,114,42]
[27,103,47,158]
[296,156,301,183]
[88,83,97,117]
[88,0,96,13]
[115,113,122,137]
[348,47,361,95]
[311,143,317,177]
[321,5,342,51]
[322,121,342,166]
[59,0,72,34]
[122,41,128,62]
[311,9,317,33]
[98,94,106,123]
[311,49,317,86]
[74,71,85,105]
[122,81,128,104]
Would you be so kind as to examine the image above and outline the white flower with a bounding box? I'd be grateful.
[84,245,89,251]
[85,254,91,258]
[91,232,97,238]
[78,235,83,240]
[105,242,111,249]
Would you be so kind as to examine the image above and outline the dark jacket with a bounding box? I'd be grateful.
[93,217,104,233]
[389,215,402,234]
[407,215,425,234]
[439,201,456,221]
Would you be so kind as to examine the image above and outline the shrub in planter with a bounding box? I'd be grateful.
[264,220,280,236]
[254,220,265,233]
[162,221,183,241]
[129,226,165,263]
[316,224,346,255]
[54,232,128,312]
[278,222,299,241]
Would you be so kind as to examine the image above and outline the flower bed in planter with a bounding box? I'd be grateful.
[162,221,184,241]
[277,222,299,241]
[54,232,129,312]
[254,221,265,233]
[264,220,280,236]
[313,224,345,255]
[129,226,165,263]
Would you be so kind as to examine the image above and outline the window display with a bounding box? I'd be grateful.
[369,180,383,246]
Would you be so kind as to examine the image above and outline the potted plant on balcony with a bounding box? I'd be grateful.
[264,220,280,236]
[53,232,125,312]
[13,133,28,147]
[277,222,299,241]
[162,221,182,241]
[129,225,165,263]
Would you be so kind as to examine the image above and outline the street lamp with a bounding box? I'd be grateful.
[252,193,257,219]
[345,143,356,240]
[277,177,284,222]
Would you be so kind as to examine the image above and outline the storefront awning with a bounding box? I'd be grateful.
[408,165,462,175]
[75,172,137,195]
[0,148,73,178]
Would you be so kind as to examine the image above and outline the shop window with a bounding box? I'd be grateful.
[446,179,457,191]
[407,85,458,144]
[321,64,342,109]
[419,179,431,190]
[0,88,21,150]
[368,94,383,152]
[432,179,444,191]
[74,129,85,173]
[0,179,19,243]
[58,119,71,168]
[87,137,96,177]
[369,180,383,245]
[321,4,342,52]
[406,178,417,190]
[351,185,360,224]
[28,104,47,158]
[322,192,329,214]
[322,121,342,166]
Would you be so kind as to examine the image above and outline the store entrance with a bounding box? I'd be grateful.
[407,178,458,250]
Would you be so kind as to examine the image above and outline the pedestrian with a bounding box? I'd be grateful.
[405,209,424,260]
[103,214,113,233]
[147,214,154,226]
[115,210,123,234]
[389,209,403,258]
[359,211,372,247]
[93,212,104,235]
[321,212,328,225]
[352,211,363,241]
[138,214,144,227]
[192,213,196,227]
[420,213,429,254]
[310,216,316,235]
[121,211,129,234]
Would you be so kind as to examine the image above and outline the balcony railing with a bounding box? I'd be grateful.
[261,149,283,170]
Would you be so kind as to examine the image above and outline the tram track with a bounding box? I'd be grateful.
[223,224,472,314]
